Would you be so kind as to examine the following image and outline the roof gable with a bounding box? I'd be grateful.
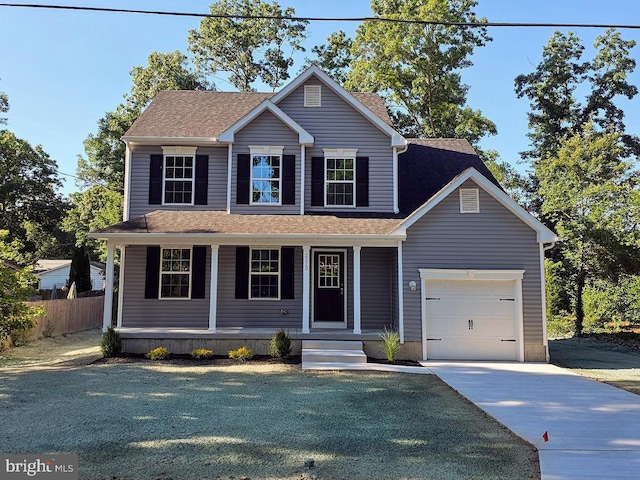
[271,66,406,147]
[218,100,314,144]
[396,167,558,243]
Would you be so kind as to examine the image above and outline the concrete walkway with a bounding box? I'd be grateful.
[423,362,640,479]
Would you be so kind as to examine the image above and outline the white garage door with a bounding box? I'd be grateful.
[424,279,519,361]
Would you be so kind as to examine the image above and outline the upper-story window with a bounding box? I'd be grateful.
[161,146,197,205]
[324,148,357,207]
[250,146,283,205]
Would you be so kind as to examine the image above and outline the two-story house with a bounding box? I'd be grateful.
[91,66,557,362]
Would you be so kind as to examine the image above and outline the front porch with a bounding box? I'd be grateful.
[117,327,382,340]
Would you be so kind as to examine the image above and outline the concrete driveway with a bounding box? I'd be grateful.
[424,362,640,479]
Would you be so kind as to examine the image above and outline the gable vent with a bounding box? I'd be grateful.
[459,188,479,213]
[304,85,321,107]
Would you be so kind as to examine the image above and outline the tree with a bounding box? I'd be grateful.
[305,30,354,84]
[0,231,44,346]
[0,79,8,125]
[188,0,308,91]
[344,0,496,144]
[0,130,68,260]
[537,123,640,335]
[68,245,92,293]
[62,187,122,262]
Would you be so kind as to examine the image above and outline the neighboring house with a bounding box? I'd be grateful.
[91,66,558,362]
[34,259,106,291]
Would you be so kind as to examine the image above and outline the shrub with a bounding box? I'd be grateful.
[269,329,291,358]
[146,346,170,360]
[547,312,576,339]
[191,348,214,359]
[100,326,122,357]
[378,326,401,362]
[228,346,254,361]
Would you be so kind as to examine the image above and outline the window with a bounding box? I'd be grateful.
[304,85,321,107]
[162,146,197,205]
[250,248,280,299]
[160,248,191,299]
[250,146,283,205]
[324,148,357,207]
[459,188,480,213]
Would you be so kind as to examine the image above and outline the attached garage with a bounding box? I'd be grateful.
[420,269,524,362]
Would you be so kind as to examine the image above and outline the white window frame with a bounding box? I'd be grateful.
[161,146,197,206]
[249,247,281,301]
[459,188,480,213]
[249,146,284,206]
[304,85,321,107]
[159,246,193,300]
[324,148,357,208]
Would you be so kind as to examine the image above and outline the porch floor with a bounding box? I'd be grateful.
[116,327,381,340]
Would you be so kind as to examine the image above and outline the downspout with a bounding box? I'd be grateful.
[226,143,233,214]
[540,241,556,362]
[300,145,306,215]
[393,145,409,214]
[397,240,405,344]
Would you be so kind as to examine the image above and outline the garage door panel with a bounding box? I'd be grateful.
[424,278,519,361]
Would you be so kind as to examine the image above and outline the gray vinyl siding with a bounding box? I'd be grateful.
[121,245,210,328]
[276,78,395,213]
[216,245,303,328]
[128,145,228,219]
[360,248,392,330]
[401,180,543,345]
[231,110,300,214]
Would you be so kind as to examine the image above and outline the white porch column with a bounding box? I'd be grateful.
[353,246,362,334]
[302,245,311,333]
[116,246,125,328]
[103,242,115,332]
[208,245,220,331]
[397,241,405,343]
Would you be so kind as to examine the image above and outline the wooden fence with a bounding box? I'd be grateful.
[25,296,104,339]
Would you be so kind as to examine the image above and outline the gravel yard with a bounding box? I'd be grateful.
[0,360,538,480]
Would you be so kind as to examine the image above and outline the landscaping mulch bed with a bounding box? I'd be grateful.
[93,353,302,366]
[367,357,422,367]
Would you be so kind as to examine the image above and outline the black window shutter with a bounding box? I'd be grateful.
[194,155,209,205]
[237,154,250,204]
[191,246,207,299]
[149,155,163,205]
[356,156,369,207]
[282,155,296,205]
[145,246,160,299]
[311,156,324,206]
[235,246,249,299]
[281,247,295,299]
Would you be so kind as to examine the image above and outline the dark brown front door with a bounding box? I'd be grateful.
[313,251,344,324]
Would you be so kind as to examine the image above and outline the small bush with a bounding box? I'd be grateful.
[228,346,254,361]
[146,346,170,360]
[378,326,401,362]
[269,329,292,358]
[100,326,122,357]
[547,312,575,339]
[191,348,214,359]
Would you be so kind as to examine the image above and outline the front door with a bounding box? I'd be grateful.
[313,251,346,328]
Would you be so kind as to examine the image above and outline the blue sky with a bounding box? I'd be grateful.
[2,0,640,196]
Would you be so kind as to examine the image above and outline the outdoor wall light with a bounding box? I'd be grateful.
[408,281,417,291]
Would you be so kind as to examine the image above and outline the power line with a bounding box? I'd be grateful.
[2,3,640,30]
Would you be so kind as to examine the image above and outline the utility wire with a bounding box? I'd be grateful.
[2,3,640,30]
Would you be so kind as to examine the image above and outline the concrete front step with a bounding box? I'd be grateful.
[301,340,367,370]
[302,340,364,350]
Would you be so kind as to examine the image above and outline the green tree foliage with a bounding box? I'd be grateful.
[538,124,640,334]
[306,30,354,84]
[188,0,308,91]
[584,276,640,332]
[62,187,122,262]
[0,79,8,125]
[344,0,495,144]
[68,245,92,293]
[0,231,44,345]
[0,130,69,261]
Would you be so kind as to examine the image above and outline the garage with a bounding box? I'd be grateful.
[421,270,524,361]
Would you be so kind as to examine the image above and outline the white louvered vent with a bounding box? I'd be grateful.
[304,85,321,107]
[459,188,480,213]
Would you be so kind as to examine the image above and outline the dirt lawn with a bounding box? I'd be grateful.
[0,331,539,480]
[549,336,640,395]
